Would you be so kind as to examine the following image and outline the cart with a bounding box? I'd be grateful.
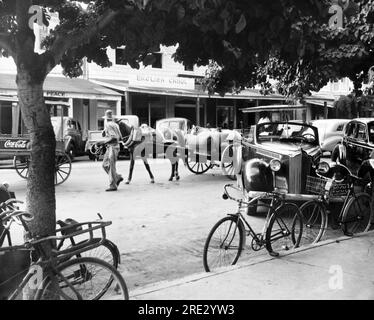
[0,113,72,186]
[185,127,242,180]
[155,118,242,180]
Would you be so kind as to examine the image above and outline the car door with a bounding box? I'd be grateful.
[75,121,84,152]
[344,121,356,161]
[355,122,369,161]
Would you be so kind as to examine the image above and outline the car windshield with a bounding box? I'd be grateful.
[257,122,318,145]
[159,121,184,131]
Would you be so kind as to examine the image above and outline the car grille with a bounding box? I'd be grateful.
[288,152,311,194]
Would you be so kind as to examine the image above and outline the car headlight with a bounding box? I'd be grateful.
[317,161,330,174]
[269,159,281,172]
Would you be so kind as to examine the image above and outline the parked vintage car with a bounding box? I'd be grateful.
[85,115,139,160]
[240,121,322,196]
[331,118,374,183]
[51,116,86,160]
[310,119,349,154]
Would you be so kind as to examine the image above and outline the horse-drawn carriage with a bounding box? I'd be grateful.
[0,113,72,185]
[155,118,242,180]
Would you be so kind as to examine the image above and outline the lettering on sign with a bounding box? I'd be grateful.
[46,91,65,97]
[3,140,28,149]
[129,75,195,90]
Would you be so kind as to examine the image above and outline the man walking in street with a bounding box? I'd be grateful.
[97,110,124,191]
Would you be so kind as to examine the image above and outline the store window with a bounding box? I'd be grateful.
[0,102,12,134]
[216,106,234,129]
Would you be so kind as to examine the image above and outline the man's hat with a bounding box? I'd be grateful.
[102,109,114,120]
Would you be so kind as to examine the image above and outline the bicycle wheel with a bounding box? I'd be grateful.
[299,200,327,246]
[265,203,303,257]
[61,238,120,269]
[36,257,129,300]
[341,192,372,235]
[203,215,244,272]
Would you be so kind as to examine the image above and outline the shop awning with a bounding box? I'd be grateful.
[0,74,121,101]
[90,79,286,101]
[241,104,305,113]
[304,98,335,108]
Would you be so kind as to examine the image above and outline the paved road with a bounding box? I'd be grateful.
[0,157,342,290]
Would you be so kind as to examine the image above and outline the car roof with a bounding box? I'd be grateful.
[351,118,374,124]
[157,117,189,122]
[311,119,349,123]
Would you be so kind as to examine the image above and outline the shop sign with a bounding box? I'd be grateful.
[129,75,195,90]
[0,139,29,150]
[45,91,66,97]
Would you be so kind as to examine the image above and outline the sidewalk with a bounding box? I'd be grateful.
[130,231,374,300]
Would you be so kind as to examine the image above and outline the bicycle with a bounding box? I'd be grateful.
[56,216,120,268]
[299,161,373,245]
[203,184,303,272]
[0,199,120,269]
[0,210,129,300]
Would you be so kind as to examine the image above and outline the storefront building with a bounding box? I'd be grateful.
[0,73,121,138]
[86,45,289,129]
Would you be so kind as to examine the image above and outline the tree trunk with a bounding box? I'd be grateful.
[16,70,56,299]
[17,70,56,238]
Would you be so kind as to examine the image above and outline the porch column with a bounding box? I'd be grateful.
[116,99,121,116]
[148,100,151,127]
[196,96,200,126]
[324,101,328,119]
[233,100,237,129]
[68,98,73,117]
[124,91,132,115]
[12,102,19,136]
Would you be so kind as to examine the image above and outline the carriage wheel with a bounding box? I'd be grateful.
[55,152,72,185]
[221,145,236,180]
[186,160,211,174]
[186,151,211,174]
[14,155,30,180]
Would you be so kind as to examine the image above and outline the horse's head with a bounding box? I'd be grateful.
[117,119,132,137]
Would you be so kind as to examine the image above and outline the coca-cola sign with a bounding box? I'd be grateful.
[0,139,29,150]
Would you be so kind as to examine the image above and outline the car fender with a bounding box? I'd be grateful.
[331,143,346,164]
[358,159,374,183]
[64,136,73,151]
[241,158,273,192]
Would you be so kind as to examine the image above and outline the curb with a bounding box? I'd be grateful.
[129,230,374,298]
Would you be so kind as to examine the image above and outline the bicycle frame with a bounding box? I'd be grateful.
[224,186,286,249]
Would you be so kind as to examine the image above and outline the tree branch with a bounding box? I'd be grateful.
[44,8,122,74]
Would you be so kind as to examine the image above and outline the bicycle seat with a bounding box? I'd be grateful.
[57,218,83,236]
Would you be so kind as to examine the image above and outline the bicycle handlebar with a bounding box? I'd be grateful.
[223,184,273,205]
[316,162,363,185]
[0,210,33,223]
[0,198,24,210]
